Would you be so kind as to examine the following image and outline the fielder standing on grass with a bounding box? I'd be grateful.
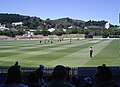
[89,47,93,58]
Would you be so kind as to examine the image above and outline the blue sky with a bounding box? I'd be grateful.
[0,0,120,25]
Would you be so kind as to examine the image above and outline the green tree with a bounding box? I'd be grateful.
[34,30,41,35]
[102,30,109,38]
[42,30,51,36]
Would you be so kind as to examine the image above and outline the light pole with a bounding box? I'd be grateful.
[118,13,120,64]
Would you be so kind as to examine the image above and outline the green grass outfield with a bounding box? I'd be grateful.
[0,39,120,67]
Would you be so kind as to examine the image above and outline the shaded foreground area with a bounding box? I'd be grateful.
[0,64,119,87]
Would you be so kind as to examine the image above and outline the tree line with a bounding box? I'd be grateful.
[0,13,120,38]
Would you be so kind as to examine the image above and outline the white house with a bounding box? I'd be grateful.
[48,28,56,32]
[63,29,66,32]
[23,29,36,37]
[12,22,23,26]
[0,23,9,30]
[105,22,110,29]
[68,26,73,29]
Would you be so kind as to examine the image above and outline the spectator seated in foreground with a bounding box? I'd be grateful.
[35,65,46,87]
[41,65,75,87]
[94,64,119,87]
[0,65,27,87]
[28,72,38,87]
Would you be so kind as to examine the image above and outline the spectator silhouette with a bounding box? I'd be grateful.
[0,65,27,87]
[71,76,81,87]
[95,64,119,87]
[35,64,46,87]
[41,65,75,87]
[28,72,38,87]
[84,76,93,87]
[39,64,44,71]
[14,61,21,68]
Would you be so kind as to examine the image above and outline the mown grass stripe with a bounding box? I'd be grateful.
[0,39,90,58]
[85,39,120,66]
[23,39,101,61]
[0,39,119,67]
[45,39,113,67]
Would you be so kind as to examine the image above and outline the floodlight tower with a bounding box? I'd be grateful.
[118,13,120,63]
[119,13,120,24]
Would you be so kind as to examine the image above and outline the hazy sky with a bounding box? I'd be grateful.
[0,0,120,25]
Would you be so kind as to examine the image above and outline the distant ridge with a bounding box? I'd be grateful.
[0,13,109,29]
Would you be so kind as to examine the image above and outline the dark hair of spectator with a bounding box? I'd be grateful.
[28,72,38,83]
[28,72,38,87]
[52,65,67,80]
[14,61,21,68]
[95,64,112,80]
[5,66,23,84]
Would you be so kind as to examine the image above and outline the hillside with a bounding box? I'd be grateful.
[0,13,109,29]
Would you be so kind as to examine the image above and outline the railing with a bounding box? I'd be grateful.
[0,66,78,76]
[0,66,119,76]
[0,66,119,84]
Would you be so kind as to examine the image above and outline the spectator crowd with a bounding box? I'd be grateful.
[0,62,119,87]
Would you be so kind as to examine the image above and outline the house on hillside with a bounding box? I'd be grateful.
[48,28,56,32]
[87,25,103,29]
[12,22,23,26]
[105,22,110,29]
[68,26,73,29]
[63,29,66,32]
[0,23,9,30]
[23,29,36,37]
